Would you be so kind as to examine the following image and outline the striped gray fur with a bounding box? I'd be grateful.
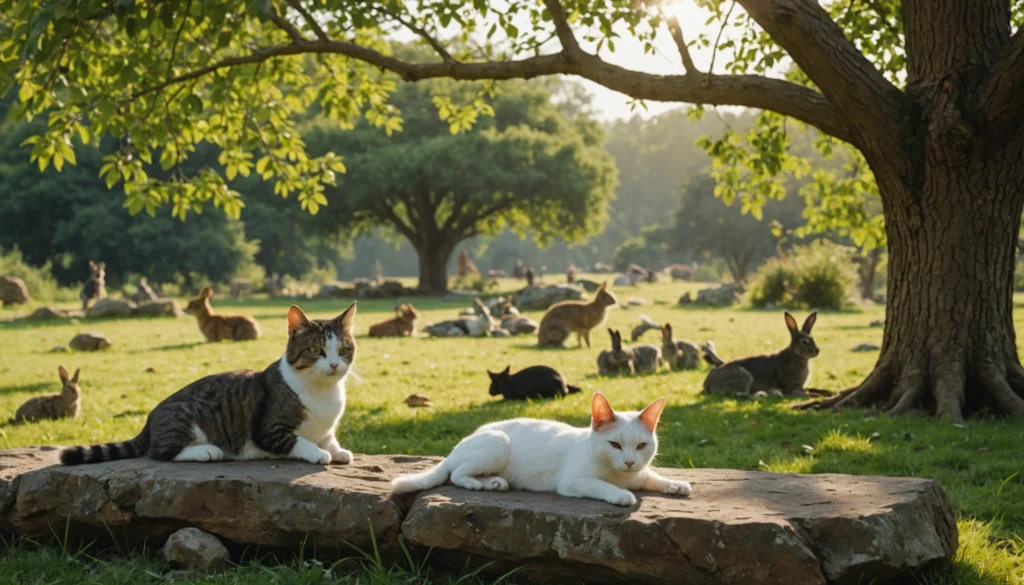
[61,304,355,465]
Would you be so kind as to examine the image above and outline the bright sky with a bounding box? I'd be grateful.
[393,1,750,121]
[580,1,737,120]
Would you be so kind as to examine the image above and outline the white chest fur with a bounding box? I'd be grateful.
[279,356,347,444]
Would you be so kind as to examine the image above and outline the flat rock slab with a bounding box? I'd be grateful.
[0,449,956,585]
[0,447,417,552]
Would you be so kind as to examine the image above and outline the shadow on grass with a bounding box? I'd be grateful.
[144,341,206,352]
[0,381,51,396]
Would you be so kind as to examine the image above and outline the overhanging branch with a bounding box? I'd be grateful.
[736,0,906,161]
[131,39,852,143]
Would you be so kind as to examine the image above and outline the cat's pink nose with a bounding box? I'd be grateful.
[329,362,339,370]
[624,460,635,468]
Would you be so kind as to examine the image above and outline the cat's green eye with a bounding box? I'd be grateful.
[637,443,648,450]
[309,347,324,357]
[608,441,622,450]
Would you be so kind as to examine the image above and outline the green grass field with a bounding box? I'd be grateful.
[0,278,1021,584]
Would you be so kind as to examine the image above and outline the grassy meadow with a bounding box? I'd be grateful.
[0,277,1021,584]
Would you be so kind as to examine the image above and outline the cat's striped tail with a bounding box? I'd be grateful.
[390,459,451,494]
[60,425,150,465]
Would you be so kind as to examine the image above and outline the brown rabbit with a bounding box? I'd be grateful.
[702,312,819,397]
[537,282,618,348]
[662,324,700,371]
[79,260,106,310]
[185,286,261,342]
[369,303,419,337]
[14,366,82,423]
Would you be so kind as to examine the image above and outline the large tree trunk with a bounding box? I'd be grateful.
[800,145,1024,421]
[415,241,455,294]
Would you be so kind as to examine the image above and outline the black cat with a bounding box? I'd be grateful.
[487,365,581,400]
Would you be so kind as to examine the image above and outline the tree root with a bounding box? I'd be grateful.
[793,356,1024,419]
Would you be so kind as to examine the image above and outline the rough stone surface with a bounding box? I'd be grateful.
[852,343,881,352]
[162,527,230,573]
[69,332,112,351]
[518,284,584,310]
[136,299,184,318]
[679,283,743,307]
[401,467,958,585]
[0,276,29,305]
[0,449,956,585]
[86,298,137,318]
[0,448,412,553]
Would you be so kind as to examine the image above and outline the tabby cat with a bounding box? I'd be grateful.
[61,304,357,466]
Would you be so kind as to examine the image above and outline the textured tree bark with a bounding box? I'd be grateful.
[415,241,455,294]
[799,142,1024,421]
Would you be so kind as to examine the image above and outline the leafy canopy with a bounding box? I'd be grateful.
[6,0,1015,244]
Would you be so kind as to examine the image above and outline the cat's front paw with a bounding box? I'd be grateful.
[329,448,353,465]
[300,447,332,465]
[606,489,637,507]
[664,480,692,497]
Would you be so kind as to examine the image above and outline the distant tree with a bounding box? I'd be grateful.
[0,122,256,287]
[306,81,616,293]
[612,225,675,272]
[670,175,803,283]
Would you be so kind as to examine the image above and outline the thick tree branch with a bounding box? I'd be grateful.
[366,2,455,66]
[666,16,698,74]
[736,0,907,162]
[980,28,1024,130]
[375,200,418,243]
[130,38,853,143]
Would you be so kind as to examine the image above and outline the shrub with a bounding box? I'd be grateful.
[749,241,858,310]
[0,247,77,303]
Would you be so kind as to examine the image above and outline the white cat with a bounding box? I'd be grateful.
[391,393,691,506]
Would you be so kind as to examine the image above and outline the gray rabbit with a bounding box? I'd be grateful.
[702,312,819,397]
[597,329,634,375]
[631,340,663,374]
[662,324,700,371]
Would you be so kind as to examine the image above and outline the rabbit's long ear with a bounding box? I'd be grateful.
[784,312,799,335]
[58,366,69,384]
[88,260,96,270]
[71,369,80,384]
[801,312,818,334]
[200,285,213,299]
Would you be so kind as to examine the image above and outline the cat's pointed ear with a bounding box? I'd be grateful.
[591,393,616,431]
[487,370,496,380]
[71,369,80,384]
[503,365,511,375]
[335,302,357,334]
[58,366,69,384]
[287,305,311,338]
[638,398,666,432]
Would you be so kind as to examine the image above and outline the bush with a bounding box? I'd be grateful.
[749,241,858,310]
[0,247,77,304]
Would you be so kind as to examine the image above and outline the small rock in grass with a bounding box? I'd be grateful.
[161,527,230,573]
[869,432,882,442]
[627,297,646,306]
[869,320,883,328]
[145,366,158,373]
[753,391,769,400]
[489,329,511,338]
[769,390,784,398]
[49,345,69,353]
[852,343,881,352]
